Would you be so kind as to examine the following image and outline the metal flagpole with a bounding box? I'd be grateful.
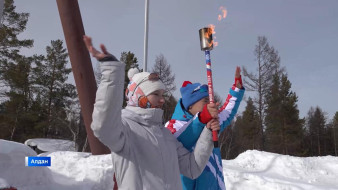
[143,0,149,72]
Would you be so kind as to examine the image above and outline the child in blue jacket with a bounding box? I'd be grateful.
[165,67,245,190]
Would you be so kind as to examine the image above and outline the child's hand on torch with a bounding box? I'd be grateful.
[206,119,220,132]
[207,102,220,119]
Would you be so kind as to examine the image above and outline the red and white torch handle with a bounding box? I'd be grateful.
[204,50,218,148]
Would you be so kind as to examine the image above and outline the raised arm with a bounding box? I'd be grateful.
[84,36,127,152]
[218,66,245,132]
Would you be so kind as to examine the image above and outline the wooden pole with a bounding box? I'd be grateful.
[56,0,110,155]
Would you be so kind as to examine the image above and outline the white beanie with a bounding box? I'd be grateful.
[129,70,165,96]
[128,68,140,81]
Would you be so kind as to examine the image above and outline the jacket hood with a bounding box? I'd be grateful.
[123,106,164,126]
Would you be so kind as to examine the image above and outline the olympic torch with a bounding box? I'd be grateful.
[199,27,218,147]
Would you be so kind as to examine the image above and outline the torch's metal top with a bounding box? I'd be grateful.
[199,28,214,51]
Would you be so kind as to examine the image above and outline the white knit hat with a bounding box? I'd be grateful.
[127,68,140,81]
[128,70,165,96]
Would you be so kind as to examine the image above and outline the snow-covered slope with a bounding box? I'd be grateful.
[0,139,114,190]
[1,140,338,190]
[0,140,51,189]
[223,150,338,190]
[41,151,114,190]
[25,138,75,152]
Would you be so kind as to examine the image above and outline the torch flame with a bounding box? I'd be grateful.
[218,6,227,21]
[208,24,216,34]
[206,24,217,47]
[206,6,227,48]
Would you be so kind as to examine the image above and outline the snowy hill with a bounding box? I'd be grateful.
[1,139,338,190]
[24,138,76,152]
[223,150,338,190]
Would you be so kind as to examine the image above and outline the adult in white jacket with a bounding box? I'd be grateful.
[83,36,220,190]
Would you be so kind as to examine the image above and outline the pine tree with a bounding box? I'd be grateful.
[0,0,33,100]
[324,120,335,156]
[33,40,76,138]
[238,97,261,150]
[279,74,304,155]
[333,112,338,156]
[264,74,281,153]
[265,74,304,155]
[242,36,284,150]
[306,107,327,156]
[224,97,260,159]
[0,0,37,142]
[0,55,41,142]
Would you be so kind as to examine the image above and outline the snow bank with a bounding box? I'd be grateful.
[41,151,114,190]
[0,139,51,189]
[1,140,338,190]
[223,150,338,190]
[0,140,114,190]
[24,138,75,152]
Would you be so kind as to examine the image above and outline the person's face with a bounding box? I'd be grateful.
[147,89,165,108]
[188,97,209,115]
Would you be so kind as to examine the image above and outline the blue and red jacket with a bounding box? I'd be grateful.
[165,85,244,190]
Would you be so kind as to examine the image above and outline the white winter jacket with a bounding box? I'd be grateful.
[91,61,213,190]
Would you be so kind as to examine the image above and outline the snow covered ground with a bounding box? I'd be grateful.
[24,138,76,152]
[1,139,338,190]
[223,150,338,190]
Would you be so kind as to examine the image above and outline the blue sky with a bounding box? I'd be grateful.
[13,0,338,120]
